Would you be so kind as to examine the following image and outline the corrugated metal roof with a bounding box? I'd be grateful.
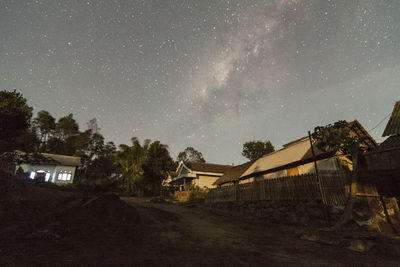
[240,120,376,180]
[4,151,81,166]
[383,101,400,137]
[41,153,81,166]
[240,137,322,179]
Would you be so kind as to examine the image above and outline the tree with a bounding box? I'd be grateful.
[56,113,79,141]
[116,137,149,195]
[177,146,205,163]
[242,140,275,161]
[0,90,33,152]
[143,141,174,195]
[312,120,363,229]
[33,110,56,151]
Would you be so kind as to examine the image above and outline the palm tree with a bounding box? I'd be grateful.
[116,137,149,195]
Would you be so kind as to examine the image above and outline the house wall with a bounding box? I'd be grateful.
[365,149,400,170]
[194,174,220,189]
[17,163,76,184]
[53,165,77,185]
[18,164,56,181]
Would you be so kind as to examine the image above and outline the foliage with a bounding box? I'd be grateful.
[56,113,79,141]
[177,146,205,163]
[241,140,275,161]
[0,90,33,152]
[143,141,174,195]
[33,110,56,145]
[116,137,149,195]
[311,120,362,230]
[312,120,361,156]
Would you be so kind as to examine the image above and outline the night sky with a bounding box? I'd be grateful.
[1,0,399,164]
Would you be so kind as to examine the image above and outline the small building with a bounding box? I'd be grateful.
[11,151,81,184]
[366,101,400,170]
[225,120,376,185]
[169,161,233,189]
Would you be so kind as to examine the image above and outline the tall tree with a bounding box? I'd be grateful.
[0,90,33,152]
[56,113,79,141]
[143,141,174,194]
[242,140,275,161]
[33,110,56,150]
[312,120,363,229]
[116,137,148,195]
[177,146,206,163]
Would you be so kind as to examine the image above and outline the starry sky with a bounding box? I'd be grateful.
[1,0,399,165]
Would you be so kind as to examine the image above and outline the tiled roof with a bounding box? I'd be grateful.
[213,161,254,185]
[383,101,400,137]
[183,161,232,174]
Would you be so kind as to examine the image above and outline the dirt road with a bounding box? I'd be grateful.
[1,193,400,266]
[121,197,400,266]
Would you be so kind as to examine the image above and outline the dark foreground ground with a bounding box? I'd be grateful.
[1,178,400,266]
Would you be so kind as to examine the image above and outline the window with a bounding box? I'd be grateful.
[57,170,72,181]
[30,172,36,179]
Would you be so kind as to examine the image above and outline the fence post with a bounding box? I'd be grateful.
[308,131,327,205]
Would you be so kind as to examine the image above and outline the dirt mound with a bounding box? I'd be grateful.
[0,194,143,265]
[60,194,141,231]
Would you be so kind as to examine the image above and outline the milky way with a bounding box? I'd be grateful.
[1,0,399,164]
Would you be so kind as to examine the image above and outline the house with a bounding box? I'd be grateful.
[169,161,233,189]
[366,101,400,170]
[213,161,254,187]
[9,151,81,184]
[222,120,376,186]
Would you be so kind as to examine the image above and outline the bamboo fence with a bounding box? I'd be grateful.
[206,171,352,205]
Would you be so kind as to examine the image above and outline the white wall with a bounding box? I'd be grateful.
[17,164,76,184]
[53,165,77,184]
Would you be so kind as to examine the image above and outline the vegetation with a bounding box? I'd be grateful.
[0,90,35,152]
[177,146,206,163]
[312,120,363,229]
[0,89,176,195]
[241,140,275,161]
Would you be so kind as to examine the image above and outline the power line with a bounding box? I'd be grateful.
[369,112,391,132]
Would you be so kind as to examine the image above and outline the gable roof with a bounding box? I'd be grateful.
[183,161,232,174]
[383,101,400,137]
[213,161,254,185]
[3,151,81,167]
[41,153,81,166]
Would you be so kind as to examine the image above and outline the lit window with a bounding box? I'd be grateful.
[57,173,63,180]
[45,173,50,181]
[30,172,36,179]
[62,173,67,181]
[67,174,71,181]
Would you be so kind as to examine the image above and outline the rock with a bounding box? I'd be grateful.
[287,212,298,224]
[347,239,375,252]
[272,210,281,221]
[355,218,374,226]
[300,233,319,242]
[307,208,324,219]
[296,202,306,213]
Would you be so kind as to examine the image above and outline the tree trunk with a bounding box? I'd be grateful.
[334,152,358,230]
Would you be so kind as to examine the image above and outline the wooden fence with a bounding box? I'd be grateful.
[206,171,352,205]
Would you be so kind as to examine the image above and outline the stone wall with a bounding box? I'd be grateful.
[205,198,400,234]
[205,200,343,227]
